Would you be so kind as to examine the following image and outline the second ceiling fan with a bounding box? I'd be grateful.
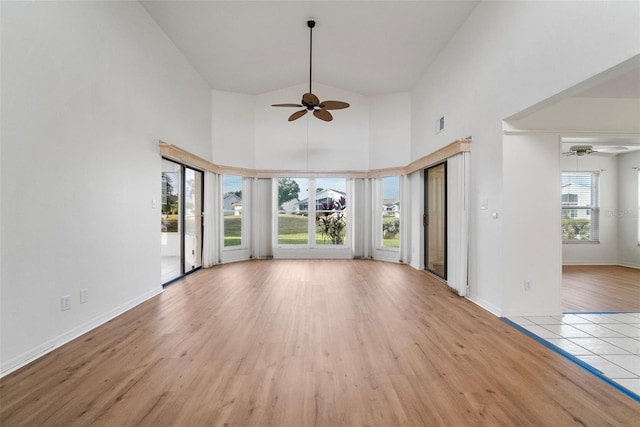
[272,20,350,122]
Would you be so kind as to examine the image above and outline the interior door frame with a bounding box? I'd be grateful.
[424,161,448,280]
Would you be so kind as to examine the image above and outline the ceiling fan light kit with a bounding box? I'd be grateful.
[272,20,350,122]
[564,145,597,157]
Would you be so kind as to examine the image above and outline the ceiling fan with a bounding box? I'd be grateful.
[272,20,350,122]
[563,145,598,156]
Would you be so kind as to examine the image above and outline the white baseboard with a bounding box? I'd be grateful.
[562,262,640,269]
[501,308,563,318]
[0,286,163,377]
[561,261,617,266]
[468,296,502,317]
[618,262,640,269]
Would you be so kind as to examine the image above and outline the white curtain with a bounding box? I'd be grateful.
[202,171,219,268]
[447,152,470,296]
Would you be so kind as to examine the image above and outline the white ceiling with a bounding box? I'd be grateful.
[574,67,640,99]
[139,0,479,96]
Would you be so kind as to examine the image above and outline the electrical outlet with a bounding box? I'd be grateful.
[80,289,88,304]
[61,295,70,311]
[524,280,532,292]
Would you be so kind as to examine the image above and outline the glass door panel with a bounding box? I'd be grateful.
[425,163,447,279]
[161,159,182,283]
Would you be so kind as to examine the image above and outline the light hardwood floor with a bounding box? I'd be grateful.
[563,265,640,312]
[2,260,639,426]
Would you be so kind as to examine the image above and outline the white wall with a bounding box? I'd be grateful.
[508,98,640,131]
[211,90,255,169]
[369,93,411,170]
[254,83,370,171]
[1,1,212,374]
[502,134,562,317]
[410,1,640,316]
[618,151,640,268]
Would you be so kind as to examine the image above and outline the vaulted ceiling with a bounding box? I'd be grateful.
[139,1,480,96]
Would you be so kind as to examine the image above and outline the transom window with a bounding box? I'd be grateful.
[562,172,599,242]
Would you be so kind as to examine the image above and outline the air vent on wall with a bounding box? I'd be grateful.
[436,116,445,134]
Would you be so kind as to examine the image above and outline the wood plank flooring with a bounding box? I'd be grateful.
[563,265,640,312]
[2,260,639,426]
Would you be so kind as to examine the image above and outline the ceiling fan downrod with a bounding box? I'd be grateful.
[308,20,314,95]
[270,19,350,122]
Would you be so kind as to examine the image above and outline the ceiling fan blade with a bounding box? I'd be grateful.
[272,103,303,107]
[302,92,320,106]
[288,110,308,121]
[320,101,350,110]
[313,109,333,122]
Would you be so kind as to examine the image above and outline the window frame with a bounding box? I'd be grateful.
[561,171,600,244]
[377,176,401,251]
[222,174,247,250]
[274,177,351,250]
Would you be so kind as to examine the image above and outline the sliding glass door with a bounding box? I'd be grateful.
[425,162,447,279]
[161,158,203,285]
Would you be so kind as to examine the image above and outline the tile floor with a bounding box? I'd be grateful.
[506,312,640,399]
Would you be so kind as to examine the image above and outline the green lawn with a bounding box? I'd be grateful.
[277,214,308,244]
[382,215,400,247]
[383,238,399,247]
[222,214,398,246]
[161,214,178,232]
[224,215,242,247]
[277,214,346,245]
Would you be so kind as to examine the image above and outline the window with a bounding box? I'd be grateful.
[562,172,599,242]
[277,177,309,244]
[381,176,400,248]
[222,174,243,247]
[315,178,347,245]
[276,177,347,246]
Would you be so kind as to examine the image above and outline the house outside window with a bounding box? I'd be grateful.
[223,174,243,247]
[562,172,599,242]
